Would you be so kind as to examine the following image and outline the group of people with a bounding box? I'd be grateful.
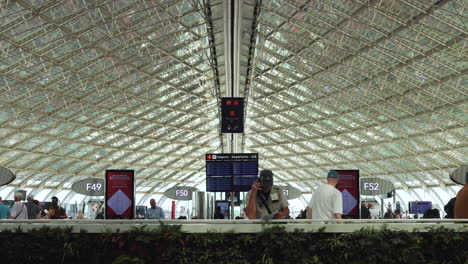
[245,169,343,221]
[2,170,466,222]
[245,169,468,221]
[0,193,67,220]
[360,201,378,219]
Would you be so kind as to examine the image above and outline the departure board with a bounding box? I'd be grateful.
[206,161,233,176]
[233,161,258,175]
[206,176,233,192]
[206,153,258,192]
[233,176,258,192]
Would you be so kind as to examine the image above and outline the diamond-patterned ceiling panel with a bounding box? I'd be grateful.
[0,0,225,193]
[0,0,466,198]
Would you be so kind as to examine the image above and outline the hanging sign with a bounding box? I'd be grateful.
[0,167,15,186]
[360,177,395,195]
[71,178,105,196]
[449,166,468,185]
[277,185,302,200]
[164,186,197,200]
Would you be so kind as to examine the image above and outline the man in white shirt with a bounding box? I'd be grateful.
[307,170,342,222]
[8,192,28,220]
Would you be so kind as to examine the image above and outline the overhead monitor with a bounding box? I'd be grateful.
[206,153,258,192]
[221,97,244,133]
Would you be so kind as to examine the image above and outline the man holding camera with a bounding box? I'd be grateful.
[245,169,290,220]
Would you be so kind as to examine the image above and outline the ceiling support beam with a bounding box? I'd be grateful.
[241,0,263,153]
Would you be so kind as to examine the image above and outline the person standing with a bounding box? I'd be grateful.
[360,201,370,219]
[444,197,456,218]
[33,200,47,219]
[146,198,165,219]
[383,207,396,219]
[245,169,290,220]
[306,170,342,222]
[0,196,10,219]
[214,206,225,219]
[8,192,28,219]
[368,202,378,219]
[51,196,67,219]
[25,194,40,219]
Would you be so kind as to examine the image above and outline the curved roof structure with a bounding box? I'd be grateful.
[0,0,466,211]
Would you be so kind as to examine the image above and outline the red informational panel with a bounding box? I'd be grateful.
[335,170,360,219]
[105,170,135,219]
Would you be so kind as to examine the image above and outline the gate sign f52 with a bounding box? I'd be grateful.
[360,177,395,196]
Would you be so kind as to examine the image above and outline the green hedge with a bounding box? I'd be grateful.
[1,224,467,264]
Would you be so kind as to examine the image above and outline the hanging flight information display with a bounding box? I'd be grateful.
[206,153,258,192]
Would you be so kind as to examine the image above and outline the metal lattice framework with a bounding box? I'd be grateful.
[0,0,466,203]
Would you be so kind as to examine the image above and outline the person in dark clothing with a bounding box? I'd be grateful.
[444,197,456,218]
[360,201,370,219]
[33,200,47,218]
[214,206,225,219]
[301,208,307,219]
[383,208,396,219]
[25,195,39,219]
[422,208,440,219]
[51,196,67,219]
[296,210,304,219]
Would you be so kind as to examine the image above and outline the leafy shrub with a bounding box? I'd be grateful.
[0,224,467,264]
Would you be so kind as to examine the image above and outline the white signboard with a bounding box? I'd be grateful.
[277,185,302,200]
[0,167,15,186]
[450,166,468,185]
[71,178,105,196]
[164,186,197,200]
[360,177,394,195]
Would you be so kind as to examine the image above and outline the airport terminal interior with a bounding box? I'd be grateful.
[0,0,466,220]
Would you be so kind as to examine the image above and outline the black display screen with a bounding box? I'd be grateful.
[206,162,233,176]
[206,176,232,192]
[206,153,258,192]
[233,161,258,175]
[233,176,258,192]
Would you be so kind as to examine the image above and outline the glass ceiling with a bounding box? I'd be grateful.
[0,0,466,206]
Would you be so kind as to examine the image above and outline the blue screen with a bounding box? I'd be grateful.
[206,176,232,192]
[233,161,258,176]
[409,201,432,214]
[206,162,233,176]
[206,153,258,192]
